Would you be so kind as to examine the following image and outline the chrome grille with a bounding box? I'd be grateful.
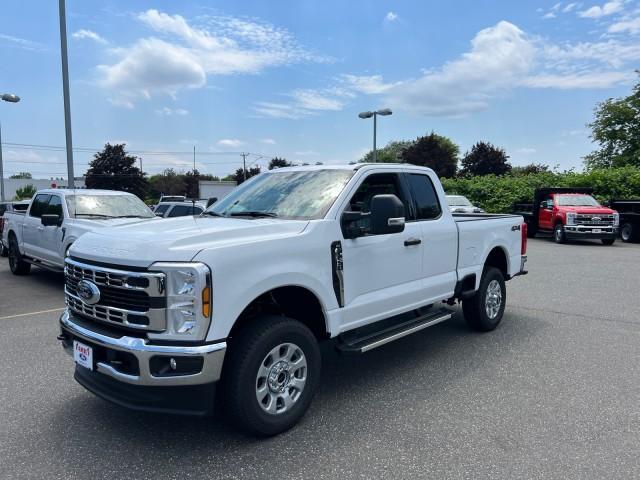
[575,214,615,226]
[64,258,166,332]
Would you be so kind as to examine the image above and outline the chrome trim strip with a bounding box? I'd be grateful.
[60,310,226,386]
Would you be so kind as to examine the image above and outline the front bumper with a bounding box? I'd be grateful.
[564,225,617,240]
[59,310,226,415]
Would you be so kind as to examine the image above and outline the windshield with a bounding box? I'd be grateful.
[66,195,155,218]
[447,196,472,206]
[556,195,600,207]
[206,169,354,220]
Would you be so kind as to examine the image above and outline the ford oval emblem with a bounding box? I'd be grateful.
[592,216,601,222]
[77,279,100,305]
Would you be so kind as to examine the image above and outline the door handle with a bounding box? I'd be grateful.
[404,238,422,247]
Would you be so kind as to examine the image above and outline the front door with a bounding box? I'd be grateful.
[40,195,65,265]
[538,197,553,230]
[339,172,423,330]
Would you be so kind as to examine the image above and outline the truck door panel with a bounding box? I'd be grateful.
[22,193,50,258]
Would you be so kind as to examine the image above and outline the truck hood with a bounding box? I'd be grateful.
[69,216,309,267]
[558,206,616,214]
[71,217,158,229]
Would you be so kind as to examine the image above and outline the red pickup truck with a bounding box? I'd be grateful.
[514,188,619,245]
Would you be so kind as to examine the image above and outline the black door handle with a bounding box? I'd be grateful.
[404,238,422,246]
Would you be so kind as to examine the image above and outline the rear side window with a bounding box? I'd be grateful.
[168,205,198,217]
[154,204,170,216]
[406,174,441,220]
[29,194,51,218]
[46,196,64,217]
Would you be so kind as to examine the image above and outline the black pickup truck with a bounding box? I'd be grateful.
[610,199,640,242]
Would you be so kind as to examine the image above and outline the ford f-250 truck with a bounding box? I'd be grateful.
[3,189,156,275]
[57,164,528,436]
[513,187,619,245]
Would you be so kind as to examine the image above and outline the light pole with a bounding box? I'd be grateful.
[1,93,21,201]
[59,0,75,187]
[358,108,392,163]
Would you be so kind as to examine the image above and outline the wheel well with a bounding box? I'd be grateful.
[229,286,328,341]
[485,247,508,278]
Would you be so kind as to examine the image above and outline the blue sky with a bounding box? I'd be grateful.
[1,0,639,179]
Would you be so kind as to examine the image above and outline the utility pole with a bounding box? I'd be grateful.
[139,157,143,175]
[193,145,196,172]
[241,152,248,181]
[0,121,4,201]
[59,0,75,187]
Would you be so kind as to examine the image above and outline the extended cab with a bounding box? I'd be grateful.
[3,189,156,275]
[57,164,528,436]
[514,188,619,245]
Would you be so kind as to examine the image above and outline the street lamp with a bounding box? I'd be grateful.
[1,92,21,201]
[358,108,392,163]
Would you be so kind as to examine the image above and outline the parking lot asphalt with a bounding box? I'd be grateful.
[0,238,638,479]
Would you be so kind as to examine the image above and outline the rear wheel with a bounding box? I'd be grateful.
[553,223,566,244]
[462,267,506,332]
[8,235,30,275]
[223,315,321,436]
[601,238,615,246]
[620,223,634,242]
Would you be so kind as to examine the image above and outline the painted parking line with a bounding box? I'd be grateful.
[0,307,65,321]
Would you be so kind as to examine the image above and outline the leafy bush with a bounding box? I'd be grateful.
[441,167,640,213]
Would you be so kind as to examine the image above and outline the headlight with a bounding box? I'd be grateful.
[613,212,619,227]
[150,262,211,339]
[566,212,576,225]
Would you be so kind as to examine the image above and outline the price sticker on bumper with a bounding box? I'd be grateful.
[73,340,93,370]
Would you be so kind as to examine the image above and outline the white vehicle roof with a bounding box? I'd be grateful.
[34,189,137,196]
[265,163,434,173]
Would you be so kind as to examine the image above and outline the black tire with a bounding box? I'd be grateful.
[223,315,321,436]
[601,238,615,246]
[462,267,506,332]
[0,244,8,257]
[620,223,634,242]
[553,223,566,244]
[8,235,30,275]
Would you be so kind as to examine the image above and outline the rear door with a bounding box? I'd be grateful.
[405,172,458,301]
[339,171,424,329]
[22,193,50,258]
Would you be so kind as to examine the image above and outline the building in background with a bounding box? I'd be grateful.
[198,180,236,203]
[3,178,86,200]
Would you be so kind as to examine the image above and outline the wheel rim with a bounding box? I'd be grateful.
[555,226,562,241]
[256,342,307,415]
[485,280,502,320]
[621,224,631,241]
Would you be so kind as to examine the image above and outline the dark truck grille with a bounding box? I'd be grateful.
[64,258,166,332]
[575,214,615,226]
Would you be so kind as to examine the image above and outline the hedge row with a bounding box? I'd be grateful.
[440,167,640,213]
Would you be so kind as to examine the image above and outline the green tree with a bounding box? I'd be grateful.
[584,74,640,169]
[224,166,261,184]
[9,172,32,179]
[14,184,37,200]
[361,140,413,163]
[511,163,550,176]
[149,168,187,196]
[460,141,511,176]
[183,169,200,198]
[268,157,292,170]
[401,132,458,178]
[85,144,148,198]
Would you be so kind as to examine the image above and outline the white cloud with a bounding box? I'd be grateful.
[608,15,640,33]
[522,70,633,89]
[290,88,347,111]
[0,33,46,51]
[543,39,640,68]
[516,147,537,154]
[253,102,312,119]
[97,9,327,104]
[563,2,581,13]
[72,29,108,44]
[579,1,624,18]
[217,139,244,148]
[543,12,557,19]
[382,21,536,116]
[385,12,398,22]
[340,74,396,94]
[155,106,189,116]
[260,138,276,145]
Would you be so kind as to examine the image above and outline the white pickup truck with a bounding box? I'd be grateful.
[57,164,527,436]
[3,189,156,275]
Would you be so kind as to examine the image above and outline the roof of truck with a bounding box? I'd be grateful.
[268,163,432,172]
[33,189,135,196]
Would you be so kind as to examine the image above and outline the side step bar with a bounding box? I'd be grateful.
[337,308,452,353]
[24,257,63,272]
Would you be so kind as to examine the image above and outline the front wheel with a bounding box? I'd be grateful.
[223,315,321,436]
[620,223,634,242]
[8,236,30,275]
[601,238,615,246]
[462,267,506,332]
[553,223,566,244]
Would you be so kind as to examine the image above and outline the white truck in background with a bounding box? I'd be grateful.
[57,164,528,436]
[3,189,156,275]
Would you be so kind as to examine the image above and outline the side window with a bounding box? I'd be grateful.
[168,205,192,217]
[345,173,409,234]
[154,204,170,216]
[46,196,64,218]
[406,174,441,220]
[29,194,51,218]
[194,206,204,215]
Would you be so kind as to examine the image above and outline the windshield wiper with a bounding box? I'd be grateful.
[113,215,152,218]
[201,211,226,217]
[74,213,116,218]
[228,211,278,218]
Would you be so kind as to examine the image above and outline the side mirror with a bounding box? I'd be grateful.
[41,214,61,226]
[370,194,405,235]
